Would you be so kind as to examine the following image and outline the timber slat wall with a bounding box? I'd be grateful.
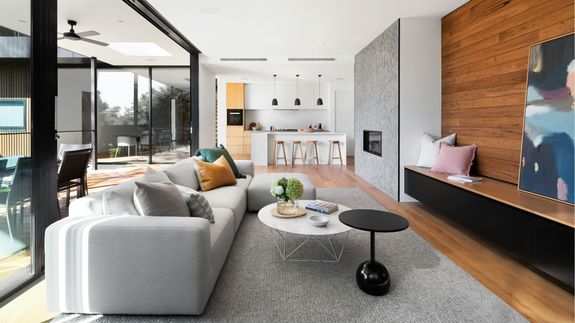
[441,0,574,183]
[0,61,31,157]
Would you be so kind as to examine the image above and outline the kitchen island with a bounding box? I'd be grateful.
[251,131,347,166]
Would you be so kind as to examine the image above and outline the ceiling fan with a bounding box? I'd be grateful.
[58,20,108,47]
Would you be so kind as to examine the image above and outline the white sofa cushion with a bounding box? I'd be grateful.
[102,190,139,216]
[96,181,136,216]
[200,185,246,232]
[209,208,234,288]
[235,174,253,190]
[416,133,456,168]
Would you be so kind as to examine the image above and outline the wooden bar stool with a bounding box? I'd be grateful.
[272,140,287,165]
[328,140,343,165]
[291,140,304,165]
[303,140,320,165]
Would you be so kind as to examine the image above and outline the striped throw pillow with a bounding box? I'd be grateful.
[175,185,214,223]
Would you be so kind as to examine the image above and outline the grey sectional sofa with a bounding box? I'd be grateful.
[45,159,316,315]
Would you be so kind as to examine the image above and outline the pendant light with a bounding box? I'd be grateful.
[316,74,323,105]
[294,74,301,106]
[271,74,278,106]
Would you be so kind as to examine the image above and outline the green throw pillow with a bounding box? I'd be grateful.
[195,145,245,178]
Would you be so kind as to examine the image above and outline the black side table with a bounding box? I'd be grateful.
[339,209,409,296]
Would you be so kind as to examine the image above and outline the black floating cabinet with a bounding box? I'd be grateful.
[404,168,574,289]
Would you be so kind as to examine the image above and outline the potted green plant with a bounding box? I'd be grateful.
[270,177,304,215]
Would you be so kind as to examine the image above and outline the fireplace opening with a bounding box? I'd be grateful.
[363,130,382,156]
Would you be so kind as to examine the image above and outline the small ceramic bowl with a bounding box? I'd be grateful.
[308,214,329,227]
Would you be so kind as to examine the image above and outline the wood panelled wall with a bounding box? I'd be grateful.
[441,0,574,184]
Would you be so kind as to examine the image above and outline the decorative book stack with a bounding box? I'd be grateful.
[305,200,339,214]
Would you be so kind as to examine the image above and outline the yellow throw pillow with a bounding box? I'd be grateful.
[194,155,237,191]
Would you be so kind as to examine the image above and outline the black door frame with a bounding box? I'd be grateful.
[0,0,58,305]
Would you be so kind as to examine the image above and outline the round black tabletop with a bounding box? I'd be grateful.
[339,209,409,233]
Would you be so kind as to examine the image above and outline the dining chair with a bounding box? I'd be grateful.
[58,143,92,161]
[57,148,92,217]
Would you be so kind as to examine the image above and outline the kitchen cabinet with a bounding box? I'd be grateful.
[226,125,251,160]
[226,83,245,109]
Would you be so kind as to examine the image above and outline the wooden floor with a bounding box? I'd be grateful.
[0,162,573,323]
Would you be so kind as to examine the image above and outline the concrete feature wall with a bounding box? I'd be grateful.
[354,20,399,199]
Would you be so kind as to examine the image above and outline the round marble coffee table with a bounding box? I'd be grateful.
[258,200,352,262]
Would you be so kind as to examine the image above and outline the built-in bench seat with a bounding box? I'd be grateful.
[404,166,574,289]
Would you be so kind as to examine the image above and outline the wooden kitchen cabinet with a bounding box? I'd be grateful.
[226,125,251,160]
[226,83,245,109]
[227,126,244,137]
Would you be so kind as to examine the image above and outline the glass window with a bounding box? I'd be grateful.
[96,68,149,166]
[151,68,191,163]
[0,5,34,298]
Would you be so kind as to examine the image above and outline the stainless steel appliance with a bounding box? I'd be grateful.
[226,109,243,126]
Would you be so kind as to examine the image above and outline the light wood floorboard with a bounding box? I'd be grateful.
[0,162,572,323]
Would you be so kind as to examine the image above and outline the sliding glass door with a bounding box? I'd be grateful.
[151,68,191,163]
[0,1,34,297]
[96,68,149,166]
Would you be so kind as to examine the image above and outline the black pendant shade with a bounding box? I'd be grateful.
[272,74,278,106]
[294,74,301,106]
[316,74,323,106]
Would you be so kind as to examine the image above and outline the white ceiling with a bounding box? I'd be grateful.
[148,0,467,81]
[0,0,189,66]
[1,0,467,80]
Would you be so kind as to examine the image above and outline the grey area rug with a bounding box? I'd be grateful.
[53,188,526,323]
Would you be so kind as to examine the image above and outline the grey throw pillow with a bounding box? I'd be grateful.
[144,167,173,184]
[133,181,190,217]
[165,159,201,191]
[176,185,215,223]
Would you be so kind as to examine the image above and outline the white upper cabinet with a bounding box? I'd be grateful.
[245,83,327,110]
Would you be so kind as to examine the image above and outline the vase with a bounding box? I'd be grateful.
[277,199,298,215]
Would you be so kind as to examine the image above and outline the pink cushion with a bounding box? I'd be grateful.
[431,142,477,176]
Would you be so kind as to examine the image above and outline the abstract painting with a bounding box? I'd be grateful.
[519,34,574,204]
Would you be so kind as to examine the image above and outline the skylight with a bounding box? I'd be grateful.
[108,42,171,56]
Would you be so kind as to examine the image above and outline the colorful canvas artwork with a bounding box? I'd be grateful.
[519,34,574,204]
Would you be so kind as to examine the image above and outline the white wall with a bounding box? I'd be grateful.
[245,109,328,130]
[198,62,216,148]
[57,68,91,145]
[399,18,442,202]
[216,77,227,146]
[329,82,354,156]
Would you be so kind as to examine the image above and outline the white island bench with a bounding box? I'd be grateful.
[251,131,347,166]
